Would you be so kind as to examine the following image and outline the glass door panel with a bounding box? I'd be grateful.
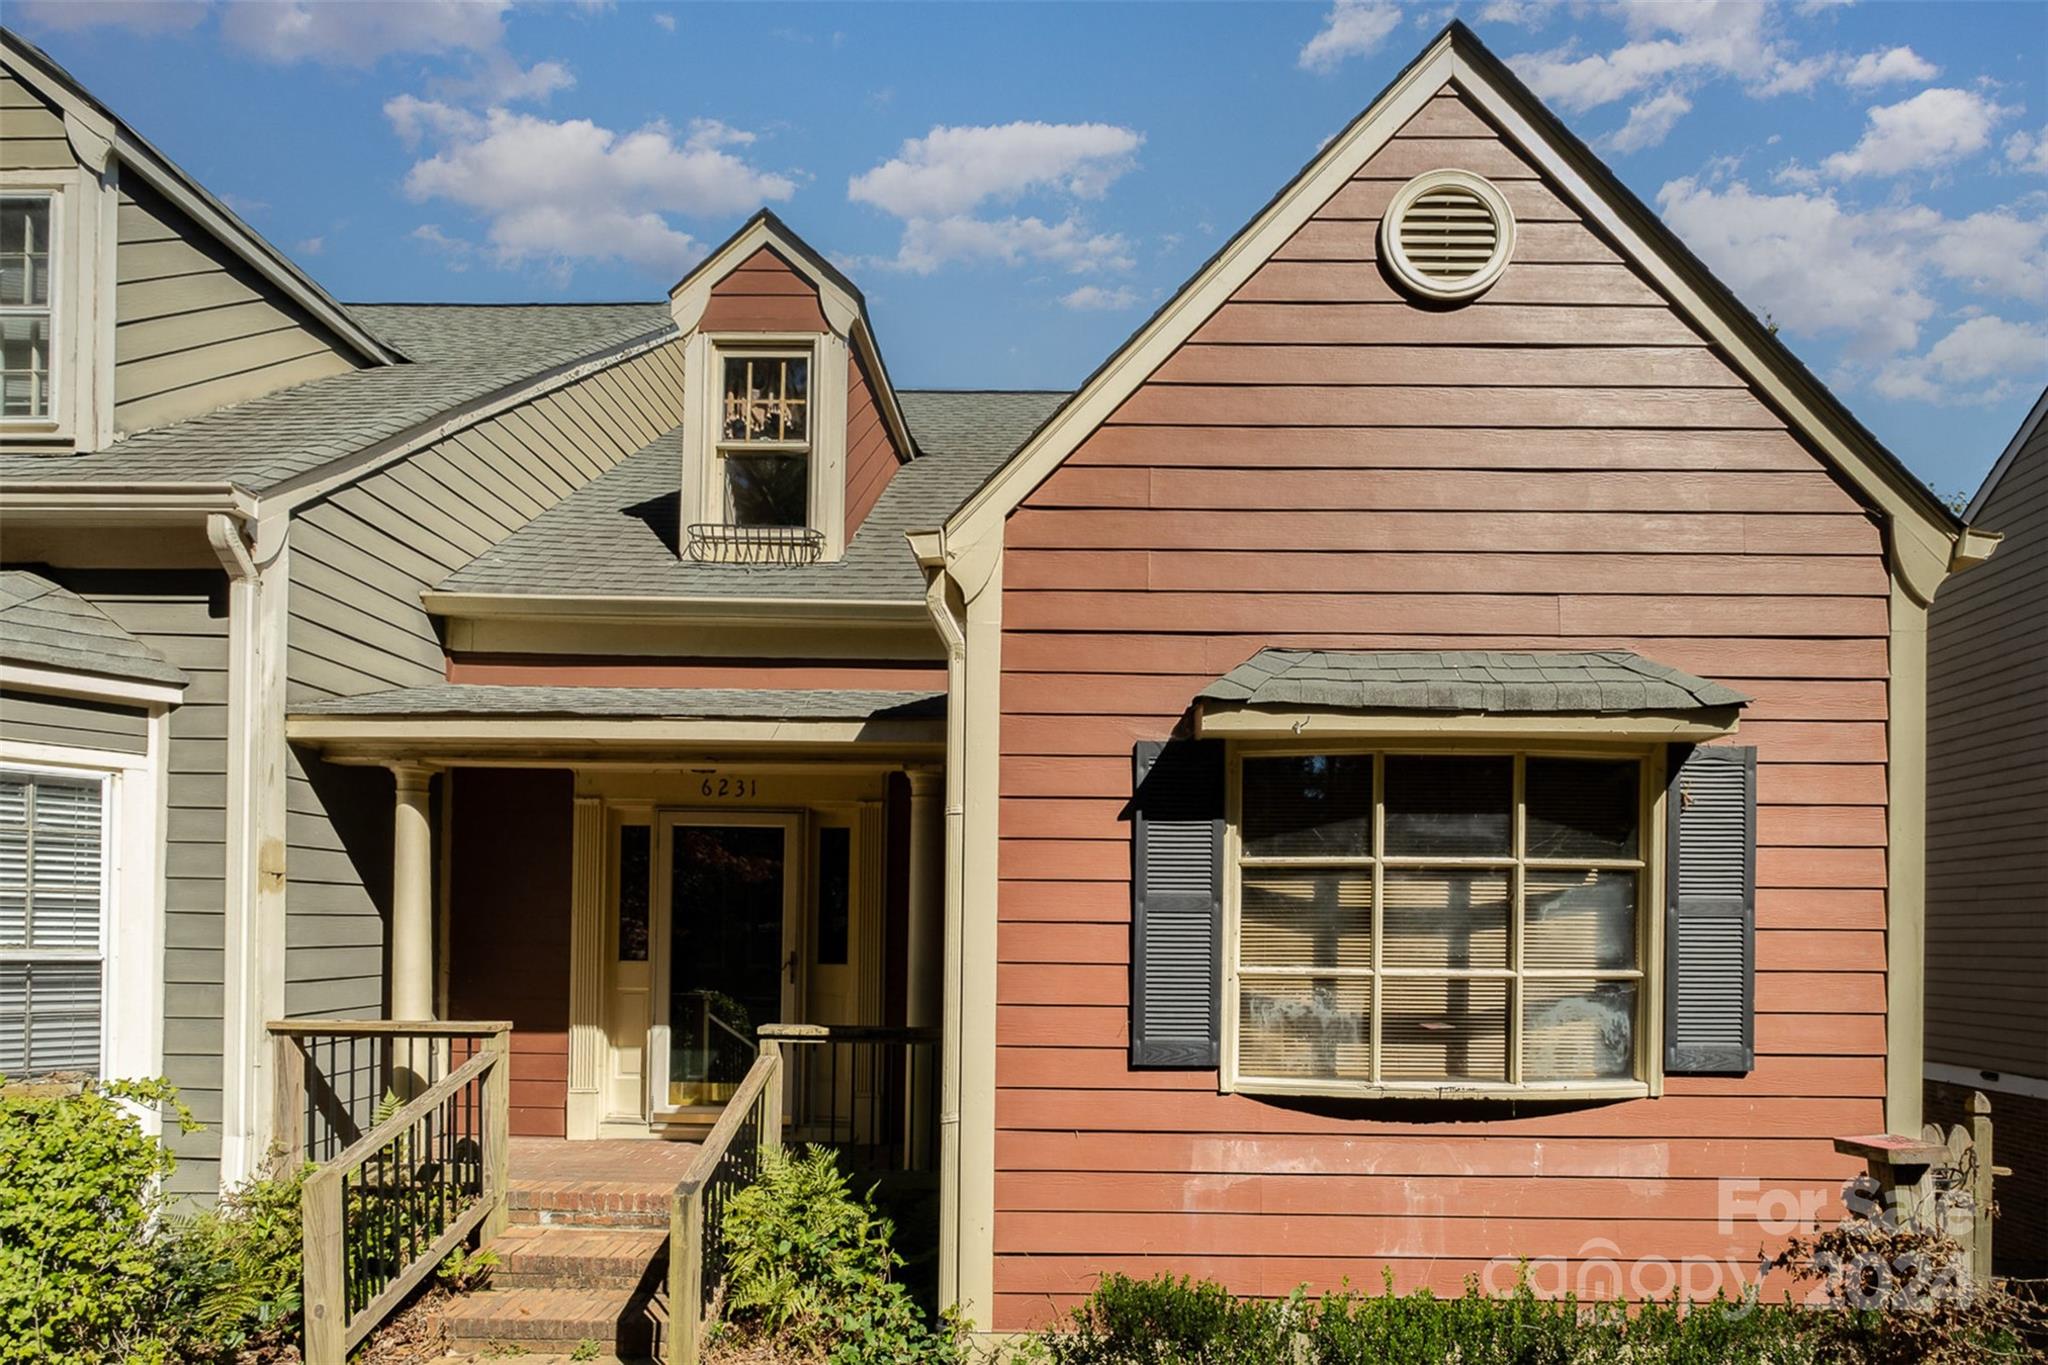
[663,821,795,1109]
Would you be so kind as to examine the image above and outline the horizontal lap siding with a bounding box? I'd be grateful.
[845,350,906,541]
[49,573,231,1197]
[446,655,946,689]
[448,768,574,1136]
[283,344,685,1047]
[699,247,829,332]
[1925,415,2047,1078]
[113,180,360,435]
[989,89,1888,1328]
[0,74,76,171]
[0,688,148,754]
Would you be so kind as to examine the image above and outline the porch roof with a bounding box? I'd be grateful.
[0,570,190,689]
[286,684,945,760]
[1196,649,1748,742]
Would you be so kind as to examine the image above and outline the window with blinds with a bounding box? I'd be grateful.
[0,771,106,1077]
[1230,750,1648,1095]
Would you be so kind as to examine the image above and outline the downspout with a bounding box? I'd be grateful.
[208,510,290,1186]
[909,530,968,1311]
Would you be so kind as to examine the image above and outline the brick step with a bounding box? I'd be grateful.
[506,1183,672,1229]
[490,1225,668,1291]
[441,1286,658,1354]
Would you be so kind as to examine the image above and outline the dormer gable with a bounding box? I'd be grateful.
[668,211,914,565]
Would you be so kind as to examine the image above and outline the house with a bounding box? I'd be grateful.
[0,17,2003,1347]
[1924,387,2047,1279]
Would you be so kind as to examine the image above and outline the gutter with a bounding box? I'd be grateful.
[907,527,968,1309]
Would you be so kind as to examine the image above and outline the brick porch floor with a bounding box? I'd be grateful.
[505,1136,702,1226]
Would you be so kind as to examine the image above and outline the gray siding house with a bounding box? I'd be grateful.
[1925,387,2048,1277]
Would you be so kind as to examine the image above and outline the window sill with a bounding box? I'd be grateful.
[1226,1077,1653,1103]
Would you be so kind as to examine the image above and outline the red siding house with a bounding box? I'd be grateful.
[0,20,2000,1354]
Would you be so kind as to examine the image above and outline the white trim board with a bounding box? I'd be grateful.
[1925,1062,2048,1103]
[1965,385,2048,524]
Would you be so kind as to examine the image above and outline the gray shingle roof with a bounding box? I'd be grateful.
[292,684,942,722]
[0,570,189,687]
[1200,650,1751,713]
[437,390,1067,602]
[0,303,672,492]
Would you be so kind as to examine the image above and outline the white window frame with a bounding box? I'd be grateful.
[1220,739,1666,1102]
[0,167,114,451]
[682,329,849,561]
[0,683,170,1114]
[714,344,817,526]
[0,190,58,426]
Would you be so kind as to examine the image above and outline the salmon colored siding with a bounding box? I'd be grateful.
[446,654,945,689]
[700,246,830,332]
[845,349,906,541]
[990,88,1888,1328]
[449,767,575,1137]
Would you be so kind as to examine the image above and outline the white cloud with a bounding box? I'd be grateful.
[884,216,1133,276]
[1298,0,1402,73]
[391,103,795,275]
[1607,89,1692,153]
[2006,127,2048,175]
[1656,175,1936,357]
[1924,209,2048,304]
[1476,0,1557,27]
[1874,316,2048,404]
[1822,88,2013,179]
[220,0,509,66]
[1060,284,1140,311]
[295,235,325,256]
[1657,175,2048,407]
[848,122,1142,220]
[849,121,1143,279]
[11,0,208,33]
[652,12,676,32]
[1510,3,1841,112]
[1842,46,1939,89]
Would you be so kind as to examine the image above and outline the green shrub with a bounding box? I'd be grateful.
[1043,1272,1823,1365]
[148,1163,310,1362]
[717,1144,962,1365]
[0,1075,192,1364]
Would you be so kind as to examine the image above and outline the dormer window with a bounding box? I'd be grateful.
[719,349,811,527]
[1,195,55,421]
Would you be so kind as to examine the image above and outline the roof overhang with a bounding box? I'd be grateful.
[0,660,186,709]
[286,713,945,764]
[1,29,400,368]
[423,590,929,630]
[936,21,1982,607]
[0,482,257,524]
[1196,706,1740,744]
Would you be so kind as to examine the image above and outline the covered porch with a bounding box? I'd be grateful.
[282,685,949,1152]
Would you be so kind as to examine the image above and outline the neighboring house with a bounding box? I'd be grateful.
[0,18,2004,1336]
[1925,387,2047,1279]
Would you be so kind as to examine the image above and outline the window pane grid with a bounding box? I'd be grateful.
[0,771,105,1078]
[0,195,53,421]
[1232,749,1643,1091]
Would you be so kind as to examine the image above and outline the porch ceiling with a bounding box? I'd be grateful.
[285,683,945,762]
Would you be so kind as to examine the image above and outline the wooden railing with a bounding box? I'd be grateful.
[760,1024,941,1173]
[269,1018,509,1166]
[667,1048,782,1365]
[269,1020,510,1363]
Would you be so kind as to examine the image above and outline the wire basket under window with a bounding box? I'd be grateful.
[686,523,826,566]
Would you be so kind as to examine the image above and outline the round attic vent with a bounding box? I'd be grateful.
[1380,169,1516,302]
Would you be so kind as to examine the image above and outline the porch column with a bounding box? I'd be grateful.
[388,762,438,1022]
[905,768,944,1028]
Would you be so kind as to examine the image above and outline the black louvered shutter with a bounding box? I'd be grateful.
[1130,739,1224,1068]
[1664,744,1756,1074]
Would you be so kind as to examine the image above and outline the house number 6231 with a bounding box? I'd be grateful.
[699,776,758,799]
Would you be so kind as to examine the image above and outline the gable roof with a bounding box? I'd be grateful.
[0,569,188,688]
[0,303,672,494]
[1966,385,2048,523]
[938,21,1975,604]
[670,209,918,460]
[1,27,399,367]
[430,389,1066,607]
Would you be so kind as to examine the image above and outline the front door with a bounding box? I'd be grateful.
[649,813,803,1118]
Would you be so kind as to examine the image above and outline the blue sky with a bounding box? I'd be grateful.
[14,1,2046,497]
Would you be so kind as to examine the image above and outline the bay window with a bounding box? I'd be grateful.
[1227,748,1654,1097]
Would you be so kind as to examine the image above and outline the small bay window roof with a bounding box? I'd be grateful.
[1196,649,1748,742]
